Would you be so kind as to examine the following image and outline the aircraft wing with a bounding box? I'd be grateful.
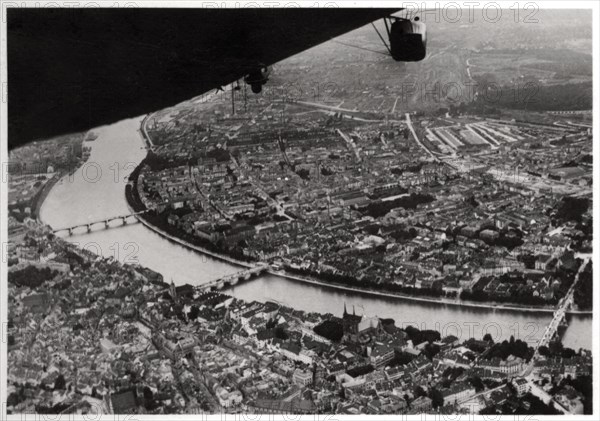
[7,8,400,149]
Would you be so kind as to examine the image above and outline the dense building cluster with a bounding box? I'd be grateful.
[5,9,594,416]
[6,220,593,415]
[132,93,592,311]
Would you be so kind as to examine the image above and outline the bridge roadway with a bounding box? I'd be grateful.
[195,263,270,292]
[53,210,149,235]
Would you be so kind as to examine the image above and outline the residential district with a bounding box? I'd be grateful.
[6,218,593,415]
[127,92,593,312]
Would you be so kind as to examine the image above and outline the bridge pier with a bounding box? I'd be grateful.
[86,224,91,233]
[121,216,128,225]
[68,228,73,236]
[105,221,110,229]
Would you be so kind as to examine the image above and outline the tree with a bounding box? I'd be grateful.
[143,386,154,410]
[549,340,564,356]
[188,305,200,320]
[469,376,485,392]
[347,365,374,377]
[414,386,428,398]
[423,343,441,360]
[553,197,589,224]
[565,375,593,414]
[486,338,533,361]
[274,326,289,340]
[404,325,440,345]
[7,391,23,408]
[296,168,310,180]
[54,374,66,390]
[9,266,58,288]
[392,352,416,366]
[314,320,344,342]
[429,388,444,408]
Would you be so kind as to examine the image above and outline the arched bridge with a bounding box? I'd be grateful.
[198,263,270,292]
[52,210,149,235]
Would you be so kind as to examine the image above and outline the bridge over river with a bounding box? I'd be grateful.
[520,257,590,416]
[40,116,593,352]
[194,263,271,293]
[52,210,149,235]
[524,257,591,377]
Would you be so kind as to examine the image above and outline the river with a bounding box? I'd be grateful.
[39,116,592,350]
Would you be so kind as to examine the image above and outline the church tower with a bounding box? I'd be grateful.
[342,302,361,335]
[170,280,177,303]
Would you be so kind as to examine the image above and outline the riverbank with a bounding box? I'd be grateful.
[32,172,62,220]
[133,115,592,317]
[126,116,252,270]
[128,204,591,315]
[269,269,593,315]
[139,113,155,149]
[33,156,88,222]
[124,177,251,270]
[132,211,251,269]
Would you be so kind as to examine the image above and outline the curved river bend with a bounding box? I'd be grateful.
[40,117,592,350]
